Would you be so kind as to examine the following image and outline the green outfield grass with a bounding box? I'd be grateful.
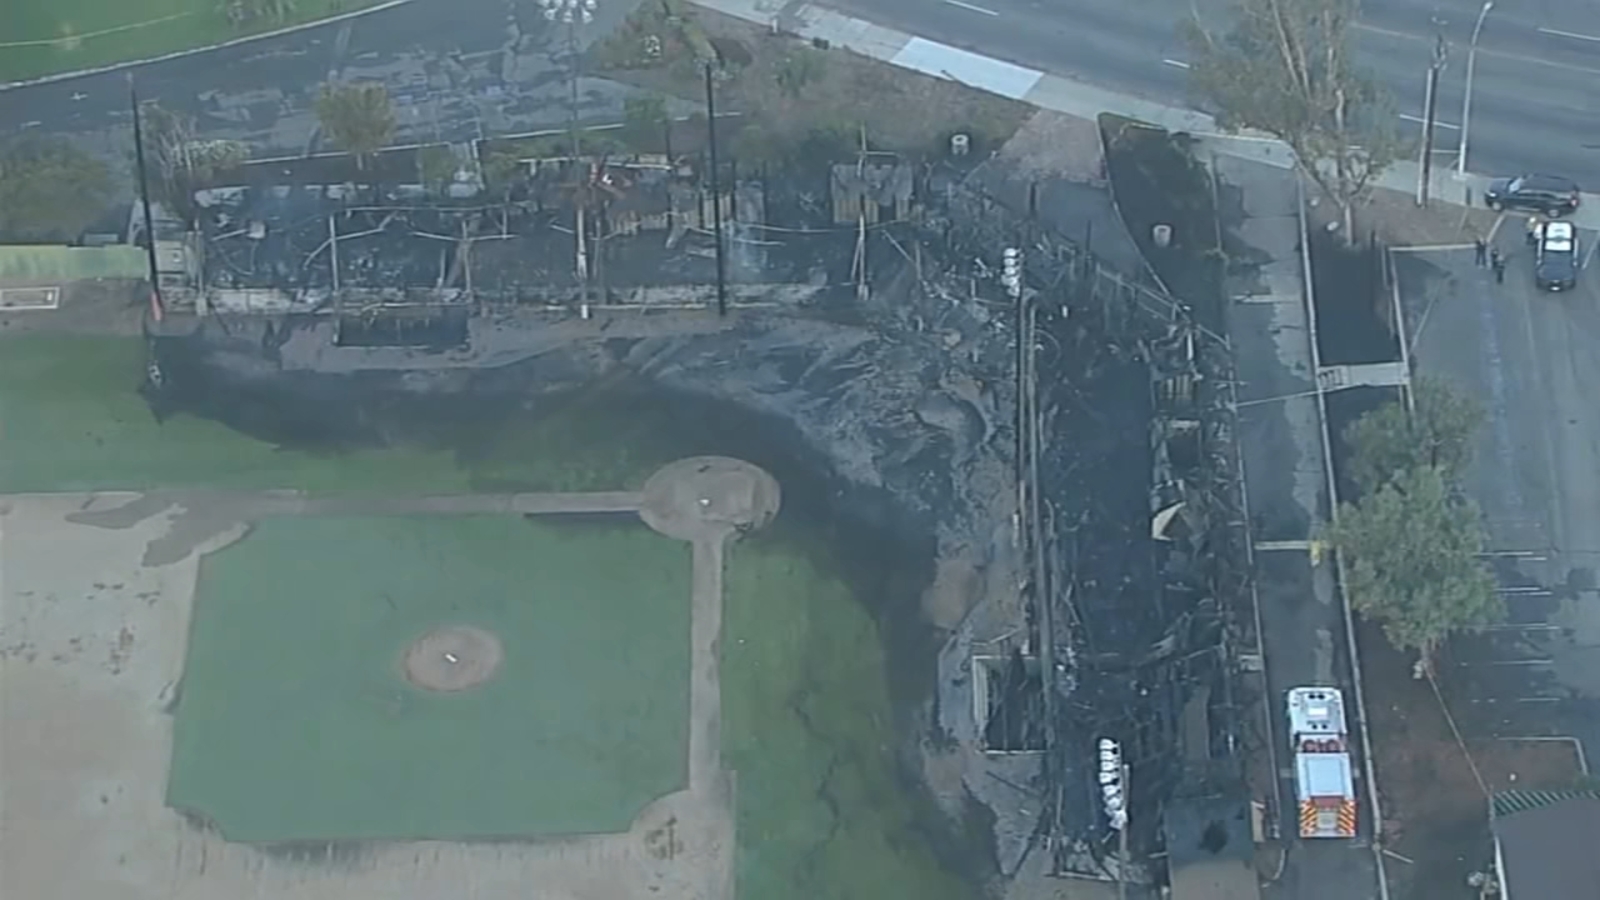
[0,0,391,83]
[723,531,976,900]
[168,515,692,841]
[0,336,686,494]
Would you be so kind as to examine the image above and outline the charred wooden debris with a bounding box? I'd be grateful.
[923,179,1259,886]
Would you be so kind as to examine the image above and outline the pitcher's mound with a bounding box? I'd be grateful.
[403,626,504,692]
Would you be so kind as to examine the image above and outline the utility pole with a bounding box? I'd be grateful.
[1415,33,1448,207]
[1457,1,1494,177]
[545,0,596,313]
[1118,762,1131,900]
[128,76,164,322]
[704,63,728,317]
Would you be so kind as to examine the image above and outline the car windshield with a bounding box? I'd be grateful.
[1508,177,1524,192]
[1545,238,1574,252]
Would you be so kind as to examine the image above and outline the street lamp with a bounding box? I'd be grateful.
[1456,1,1494,177]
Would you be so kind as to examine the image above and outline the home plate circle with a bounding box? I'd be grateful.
[403,626,504,692]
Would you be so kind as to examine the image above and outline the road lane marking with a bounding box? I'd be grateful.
[941,0,999,15]
[1162,59,1190,69]
[1538,26,1600,42]
[1398,113,1460,130]
[1355,22,1600,76]
[1466,658,1554,666]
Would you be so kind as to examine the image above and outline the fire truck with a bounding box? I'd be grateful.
[1287,687,1358,839]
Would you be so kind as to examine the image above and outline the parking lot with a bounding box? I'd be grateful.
[1396,219,1600,747]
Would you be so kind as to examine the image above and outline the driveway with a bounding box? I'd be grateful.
[0,0,658,159]
[1218,152,1380,900]
[1397,223,1600,751]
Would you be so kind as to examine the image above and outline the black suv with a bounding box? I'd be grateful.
[1485,174,1581,216]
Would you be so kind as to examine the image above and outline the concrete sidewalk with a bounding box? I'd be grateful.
[694,0,1600,231]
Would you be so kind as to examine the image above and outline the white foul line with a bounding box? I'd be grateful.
[1538,26,1600,42]
[1162,59,1190,69]
[942,0,1000,15]
[1399,113,1461,130]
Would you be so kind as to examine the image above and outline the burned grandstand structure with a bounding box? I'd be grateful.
[141,135,1260,898]
[937,180,1261,890]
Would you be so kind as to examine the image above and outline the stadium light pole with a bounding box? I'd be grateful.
[704,63,728,317]
[1456,1,1494,177]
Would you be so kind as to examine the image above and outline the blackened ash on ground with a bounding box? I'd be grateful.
[1088,117,1265,882]
[1308,230,1399,366]
[1098,115,1226,336]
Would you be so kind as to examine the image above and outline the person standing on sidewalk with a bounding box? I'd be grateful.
[1474,236,1488,266]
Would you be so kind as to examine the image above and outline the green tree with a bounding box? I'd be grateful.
[315,81,396,171]
[480,150,524,202]
[143,103,249,227]
[0,135,114,243]
[417,145,457,194]
[1182,0,1406,237]
[1324,465,1502,668]
[621,95,669,154]
[773,47,824,98]
[1345,377,1485,495]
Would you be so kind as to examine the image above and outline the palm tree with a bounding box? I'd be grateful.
[144,103,248,226]
[315,81,396,172]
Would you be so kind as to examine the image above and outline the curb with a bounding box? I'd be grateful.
[0,0,416,92]
[690,0,1600,227]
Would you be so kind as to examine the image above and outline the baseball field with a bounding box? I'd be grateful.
[0,334,975,900]
[1,0,392,83]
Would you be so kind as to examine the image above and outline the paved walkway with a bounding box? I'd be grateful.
[692,0,1600,229]
[1219,155,1380,900]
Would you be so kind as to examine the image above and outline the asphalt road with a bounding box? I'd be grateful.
[814,0,1600,189]
[1400,225,1600,754]
[1408,222,1600,749]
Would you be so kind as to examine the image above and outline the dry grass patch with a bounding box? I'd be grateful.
[591,0,1029,161]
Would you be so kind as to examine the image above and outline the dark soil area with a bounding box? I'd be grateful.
[1307,230,1399,366]
[1097,114,1224,334]
[1361,619,1583,900]
[592,3,1029,161]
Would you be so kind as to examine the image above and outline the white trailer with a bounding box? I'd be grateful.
[1287,687,1358,839]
